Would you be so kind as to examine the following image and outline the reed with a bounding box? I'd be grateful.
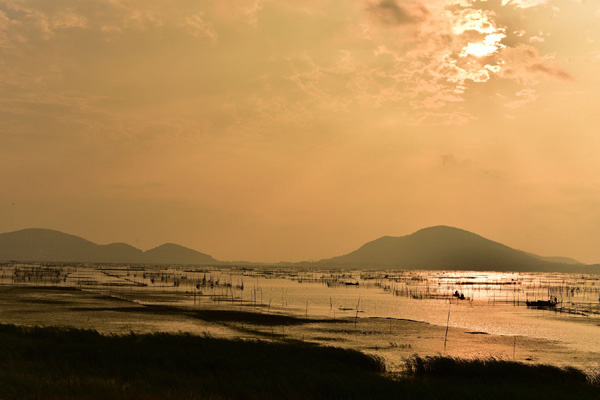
[2,324,599,399]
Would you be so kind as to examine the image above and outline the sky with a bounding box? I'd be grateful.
[1,0,599,263]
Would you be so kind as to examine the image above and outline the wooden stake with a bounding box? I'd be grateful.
[444,302,451,352]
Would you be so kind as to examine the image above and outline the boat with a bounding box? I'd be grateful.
[526,299,557,308]
[452,290,466,300]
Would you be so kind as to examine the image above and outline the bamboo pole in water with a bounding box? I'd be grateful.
[444,302,451,352]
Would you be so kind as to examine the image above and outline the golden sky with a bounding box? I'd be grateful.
[1,0,599,263]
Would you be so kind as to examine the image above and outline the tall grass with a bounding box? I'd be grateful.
[403,355,600,400]
[404,355,590,384]
[0,324,391,400]
[1,324,599,399]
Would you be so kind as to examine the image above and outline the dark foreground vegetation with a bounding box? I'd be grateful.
[0,324,598,400]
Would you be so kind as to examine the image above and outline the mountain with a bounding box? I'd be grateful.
[541,256,581,265]
[143,243,216,265]
[320,226,589,272]
[0,229,99,262]
[0,228,218,265]
[0,226,593,272]
[525,253,582,265]
[97,243,144,263]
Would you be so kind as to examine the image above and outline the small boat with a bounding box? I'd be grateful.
[452,290,466,300]
[344,281,359,286]
[526,299,557,308]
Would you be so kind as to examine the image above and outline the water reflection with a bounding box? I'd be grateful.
[2,262,599,354]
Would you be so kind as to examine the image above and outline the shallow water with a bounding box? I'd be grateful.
[2,263,600,356]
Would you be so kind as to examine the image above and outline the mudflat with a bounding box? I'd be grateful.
[1,285,597,372]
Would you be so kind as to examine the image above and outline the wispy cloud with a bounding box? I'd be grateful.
[185,13,218,43]
[504,88,538,109]
[366,0,429,26]
[0,0,575,134]
[279,0,572,124]
[499,44,572,82]
[501,0,549,9]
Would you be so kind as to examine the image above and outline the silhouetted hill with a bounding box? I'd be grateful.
[525,253,582,265]
[0,229,98,262]
[1,226,595,272]
[321,226,591,272]
[0,229,218,265]
[143,243,217,265]
[97,243,144,263]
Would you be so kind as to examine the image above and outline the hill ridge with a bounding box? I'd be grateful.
[0,226,593,272]
[0,228,218,265]
[320,225,586,272]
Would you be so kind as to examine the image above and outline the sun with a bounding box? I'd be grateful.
[461,33,506,58]
[463,42,497,57]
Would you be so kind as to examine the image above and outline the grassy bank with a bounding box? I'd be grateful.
[0,324,598,399]
[404,355,600,399]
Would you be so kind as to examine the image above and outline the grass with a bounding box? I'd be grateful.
[0,324,599,399]
[403,355,600,400]
[0,324,391,400]
[405,355,590,383]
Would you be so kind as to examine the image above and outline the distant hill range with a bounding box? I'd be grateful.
[0,226,597,272]
[0,229,218,265]
[318,226,594,273]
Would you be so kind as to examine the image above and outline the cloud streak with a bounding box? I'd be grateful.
[367,0,429,26]
[0,0,573,130]
[501,0,549,9]
[499,44,572,82]
[279,0,571,124]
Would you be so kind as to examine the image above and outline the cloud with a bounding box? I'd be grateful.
[366,0,429,26]
[0,0,575,135]
[185,13,218,43]
[407,110,477,126]
[528,35,544,43]
[280,0,570,125]
[385,4,507,112]
[210,0,264,27]
[528,62,571,81]
[504,88,538,109]
[450,7,498,35]
[499,44,572,82]
[501,0,549,9]
[441,153,459,165]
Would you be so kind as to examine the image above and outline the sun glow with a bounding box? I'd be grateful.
[460,32,506,58]
[463,42,497,57]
